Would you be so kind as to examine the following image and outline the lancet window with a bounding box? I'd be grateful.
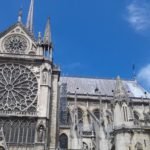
[59,133,68,149]
[0,118,36,144]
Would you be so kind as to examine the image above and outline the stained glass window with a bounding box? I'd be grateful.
[59,134,68,149]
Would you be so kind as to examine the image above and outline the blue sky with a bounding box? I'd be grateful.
[0,0,150,89]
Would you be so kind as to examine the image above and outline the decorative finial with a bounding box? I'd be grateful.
[26,0,34,32]
[114,76,128,99]
[18,8,23,23]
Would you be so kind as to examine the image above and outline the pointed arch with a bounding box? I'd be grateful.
[135,142,143,150]
[59,133,68,149]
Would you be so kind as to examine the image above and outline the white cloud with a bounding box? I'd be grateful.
[137,64,150,89]
[126,0,150,32]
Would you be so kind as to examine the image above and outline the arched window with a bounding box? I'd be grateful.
[59,133,68,149]
[135,142,143,150]
[3,119,11,142]
[0,119,36,144]
[93,109,100,119]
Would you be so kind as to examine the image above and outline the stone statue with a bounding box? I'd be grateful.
[42,71,47,84]
[38,125,44,142]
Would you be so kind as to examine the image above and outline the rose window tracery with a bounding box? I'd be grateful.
[0,64,38,111]
[3,34,28,54]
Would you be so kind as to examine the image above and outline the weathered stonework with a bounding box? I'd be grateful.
[0,1,150,150]
[59,77,150,150]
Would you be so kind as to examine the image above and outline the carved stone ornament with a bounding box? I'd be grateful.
[3,34,29,54]
[0,64,38,111]
[42,69,48,84]
[38,125,45,142]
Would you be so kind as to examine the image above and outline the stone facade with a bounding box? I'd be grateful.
[0,1,150,150]
[0,2,60,149]
[59,77,150,150]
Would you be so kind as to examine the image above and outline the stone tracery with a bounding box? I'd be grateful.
[3,34,28,54]
[0,64,38,111]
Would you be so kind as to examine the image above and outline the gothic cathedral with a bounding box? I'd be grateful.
[0,1,150,150]
[0,0,60,149]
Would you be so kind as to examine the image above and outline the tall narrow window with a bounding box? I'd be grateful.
[93,109,100,120]
[0,119,36,144]
[59,133,68,149]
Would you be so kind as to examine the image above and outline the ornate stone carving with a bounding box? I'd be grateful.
[42,69,48,84]
[0,64,38,111]
[37,125,45,142]
[3,34,29,54]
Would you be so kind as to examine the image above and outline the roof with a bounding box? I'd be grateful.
[0,23,35,41]
[60,76,150,98]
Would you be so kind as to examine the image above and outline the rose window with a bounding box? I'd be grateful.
[3,34,28,54]
[0,64,38,111]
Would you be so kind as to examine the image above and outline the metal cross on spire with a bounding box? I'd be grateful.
[26,0,34,32]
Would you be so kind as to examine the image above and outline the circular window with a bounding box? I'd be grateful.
[3,34,29,54]
[0,64,38,111]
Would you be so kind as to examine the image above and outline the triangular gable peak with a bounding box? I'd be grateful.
[0,23,37,55]
[114,76,128,100]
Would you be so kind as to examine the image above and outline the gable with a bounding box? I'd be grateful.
[0,23,37,55]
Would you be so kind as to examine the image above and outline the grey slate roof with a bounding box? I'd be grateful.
[60,76,150,98]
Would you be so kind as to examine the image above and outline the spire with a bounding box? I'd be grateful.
[114,76,127,99]
[44,17,52,44]
[26,0,34,32]
[18,8,22,23]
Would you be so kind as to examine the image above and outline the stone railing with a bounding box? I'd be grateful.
[0,110,37,117]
